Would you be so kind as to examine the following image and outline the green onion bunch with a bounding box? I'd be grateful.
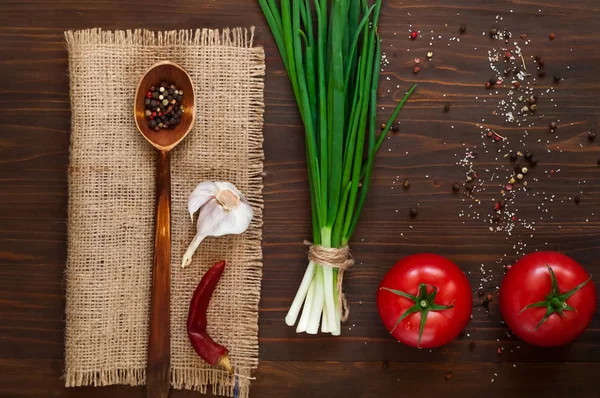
[258,0,416,335]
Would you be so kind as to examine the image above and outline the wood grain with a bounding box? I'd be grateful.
[147,150,172,398]
[0,0,599,397]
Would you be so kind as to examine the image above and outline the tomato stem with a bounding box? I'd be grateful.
[380,283,454,348]
[520,265,592,331]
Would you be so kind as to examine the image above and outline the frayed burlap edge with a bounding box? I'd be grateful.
[63,27,264,398]
[64,27,255,48]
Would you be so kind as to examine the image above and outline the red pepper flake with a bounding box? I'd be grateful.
[494,203,501,210]
[410,30,418,40]
[549,32,556,40]
[505,264,512,271]
[550,169,555,174]
[151,111,157,117]
[146,91,152,98]
[413,65,421,74]
[504,51,512,59]
[491,130,505,141]
[511,215,517,222]
[497,348,503,355]
[505,184,513,191]
[487,131,493,138]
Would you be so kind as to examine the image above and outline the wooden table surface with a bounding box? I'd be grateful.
[1,1,599,397]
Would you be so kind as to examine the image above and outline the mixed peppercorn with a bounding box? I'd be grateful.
[143,81,184,131]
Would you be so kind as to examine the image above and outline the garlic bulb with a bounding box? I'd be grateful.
[182,181,253,268]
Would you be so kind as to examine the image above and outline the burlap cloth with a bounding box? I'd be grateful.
[64,28,264,398]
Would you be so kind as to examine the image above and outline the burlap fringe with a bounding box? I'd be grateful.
[65,27,255,48]
[65,367,145,387]
[64,367,256,397]
[171,367,254,398]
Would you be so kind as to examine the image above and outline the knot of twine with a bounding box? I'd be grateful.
[304,240,355,322]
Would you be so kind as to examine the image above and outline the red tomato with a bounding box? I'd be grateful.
[500,252,596,347]
[377,254,472,348]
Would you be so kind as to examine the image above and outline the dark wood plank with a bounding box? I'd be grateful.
[0,0,599,397]
[2,359,600,398]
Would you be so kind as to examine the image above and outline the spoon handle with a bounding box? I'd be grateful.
[147,150,171,398]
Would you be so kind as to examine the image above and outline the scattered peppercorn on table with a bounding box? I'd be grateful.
[1,1,600,398]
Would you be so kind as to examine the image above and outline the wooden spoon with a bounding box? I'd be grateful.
[134,61,196,398]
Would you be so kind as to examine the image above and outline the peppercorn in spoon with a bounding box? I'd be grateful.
[134,61,196,398]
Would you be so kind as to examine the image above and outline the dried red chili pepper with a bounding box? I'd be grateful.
[186,260,233,374]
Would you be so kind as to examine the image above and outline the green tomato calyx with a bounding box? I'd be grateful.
[380,283,454,348]
[520,265,592,331]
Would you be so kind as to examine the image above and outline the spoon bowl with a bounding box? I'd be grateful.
[134,61,195,398]
[134,61,195,151]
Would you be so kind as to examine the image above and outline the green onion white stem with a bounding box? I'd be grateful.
[285,260,315,327]
[258,0,416,335]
